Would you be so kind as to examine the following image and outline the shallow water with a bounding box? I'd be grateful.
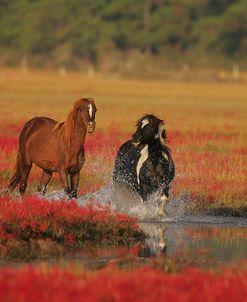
[140,221,247,267]
[45,186,247,268]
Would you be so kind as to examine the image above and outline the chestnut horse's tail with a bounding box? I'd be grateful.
[7,151,21,193]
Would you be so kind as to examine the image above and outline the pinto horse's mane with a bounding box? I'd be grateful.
[53,99,88,145]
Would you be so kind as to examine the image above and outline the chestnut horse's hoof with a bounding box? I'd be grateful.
[68,189,77,200]
[37,186,46,196]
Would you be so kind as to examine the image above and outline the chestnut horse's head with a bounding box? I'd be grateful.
[76,98,97,134]
[132,114,167,146]
[65,98,97,145]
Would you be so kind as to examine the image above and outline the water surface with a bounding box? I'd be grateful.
[45,187,247,268]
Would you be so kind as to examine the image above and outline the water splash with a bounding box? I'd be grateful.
[45,184,188,222]
[38,188,247,227]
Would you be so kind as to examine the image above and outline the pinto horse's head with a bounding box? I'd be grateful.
[132,114,167,146]
[76,98,97,134]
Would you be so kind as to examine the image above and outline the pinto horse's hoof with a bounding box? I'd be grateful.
[157,195,169,218]
[157,207,165,217]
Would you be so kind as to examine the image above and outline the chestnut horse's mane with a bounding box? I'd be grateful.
[53,99,87,145]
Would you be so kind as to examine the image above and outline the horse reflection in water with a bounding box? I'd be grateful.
[7,98,97,199]
[113,114,175,217]
[138,224,167,257]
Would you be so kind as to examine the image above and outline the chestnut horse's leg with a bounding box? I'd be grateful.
[19,163,32,195]
[68,149,84,199]
[37,170,52,195]
[69,172,80,199]
[7,152,21,193]
[59,169,70,196]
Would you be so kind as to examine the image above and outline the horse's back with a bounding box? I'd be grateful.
[22,116,56,131]
[20,117,56,140]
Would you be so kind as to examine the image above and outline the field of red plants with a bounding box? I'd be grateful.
[1,264,247,302]
[0,69,246,214]
[0,69,246,300]
[1,117,246,214]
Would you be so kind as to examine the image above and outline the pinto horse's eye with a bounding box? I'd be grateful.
[79,107,84,112]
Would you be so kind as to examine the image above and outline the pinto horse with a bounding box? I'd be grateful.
[7,98,97,198]
[113,114,175,217]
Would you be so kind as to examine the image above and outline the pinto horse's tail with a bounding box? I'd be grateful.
[7,151,21,193]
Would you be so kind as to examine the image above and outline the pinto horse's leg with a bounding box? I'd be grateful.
[69,172,80,199]
[157,195,169,217]
[59,169,70,196]
[19,163,32,195]
[37,170,52,196]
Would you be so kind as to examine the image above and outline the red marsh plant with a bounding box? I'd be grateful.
[169,130,247,212]
[1,264,247,301]
[0,196,145,260]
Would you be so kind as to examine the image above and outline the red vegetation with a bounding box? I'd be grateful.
[84,132,123,155]
[0,196,144,259]
[0,136,17,152]
[168,129,246,205]
[0,265,247,302]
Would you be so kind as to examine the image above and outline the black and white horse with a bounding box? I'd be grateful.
[113,114,175,217]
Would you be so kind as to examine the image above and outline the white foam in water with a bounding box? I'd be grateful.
[36,186,247,227]
[77,185,117,209]
[44,190,68,201]
[79,183,162,220]
[44,184,189,222]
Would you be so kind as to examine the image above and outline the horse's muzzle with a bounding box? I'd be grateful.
[132,134,142,146]
[158,122,166,145]
[87,121,96,134]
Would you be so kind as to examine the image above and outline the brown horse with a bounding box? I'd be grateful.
[7,98,97,198]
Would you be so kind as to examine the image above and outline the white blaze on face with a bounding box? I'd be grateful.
[88,104,93,120]
[141,118,149,128]
[136,145,149,185]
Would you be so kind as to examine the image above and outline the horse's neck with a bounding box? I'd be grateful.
[69,124,87,152]
[149,142,170,158]
[148,141,162,151]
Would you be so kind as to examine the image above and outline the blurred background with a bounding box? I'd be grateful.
[0,0,246,80]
